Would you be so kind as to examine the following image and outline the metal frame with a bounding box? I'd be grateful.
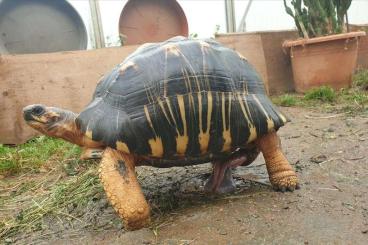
[89,0,105,48]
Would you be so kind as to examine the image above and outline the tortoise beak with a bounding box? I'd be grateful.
[23,104,47,122]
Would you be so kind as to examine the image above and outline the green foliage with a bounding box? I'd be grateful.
[272,94,298,107]
[304,86,337,102]
[272,71,368,115]
[340,90,368,105]
[353,69,368,90]
[0,136,80,176]
[189,33,198,39]
[283,0,352,38]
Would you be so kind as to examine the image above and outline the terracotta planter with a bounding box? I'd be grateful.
[283,31,366,93]
[349,25,368,69]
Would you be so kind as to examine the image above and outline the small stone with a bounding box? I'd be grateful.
[345,119,355,127]
[310,154,327,163]
[219,230,227,235]
[115,222,123,230]
[362,229,368,234]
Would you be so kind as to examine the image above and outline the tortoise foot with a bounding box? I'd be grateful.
[256,131,300,193]
[204,168,236,194]
[270,171,300,192]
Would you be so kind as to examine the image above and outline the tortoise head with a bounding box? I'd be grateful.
[23,104,103,148]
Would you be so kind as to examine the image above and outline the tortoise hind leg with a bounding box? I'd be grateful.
[256,131,299,192]
[99,148,150,230]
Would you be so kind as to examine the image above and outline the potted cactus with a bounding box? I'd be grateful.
[282,0,366,93]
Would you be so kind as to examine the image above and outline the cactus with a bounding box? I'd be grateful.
[283,0,352,38]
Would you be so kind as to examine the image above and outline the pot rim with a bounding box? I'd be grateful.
[283,31,366,48]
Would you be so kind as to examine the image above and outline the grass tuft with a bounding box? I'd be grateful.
[353,69,368,90]
[271,94,298,107]
[272,70,368,115]
[304,86,336,102]
[0,136,80,176]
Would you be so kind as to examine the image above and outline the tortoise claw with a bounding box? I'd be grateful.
[270,174,299,193]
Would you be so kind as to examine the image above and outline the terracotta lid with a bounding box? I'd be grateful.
[0,0,87,54]
[118,0,188,45]
[283,31,366,48]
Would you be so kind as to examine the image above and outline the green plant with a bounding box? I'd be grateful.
[273,94,298,107]
[304,86,337,102]
[283,0,352,38]
[0,136,81,176]
[353,69,368,90]
[189,33,198,38]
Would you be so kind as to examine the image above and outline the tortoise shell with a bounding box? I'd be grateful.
[77,36,288,160]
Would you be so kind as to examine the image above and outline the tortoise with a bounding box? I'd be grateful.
[23,36,299,230]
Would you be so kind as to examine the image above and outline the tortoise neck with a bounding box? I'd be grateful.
[51,111,102,148]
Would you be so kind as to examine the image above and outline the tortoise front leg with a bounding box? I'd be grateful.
[256,131,299,192]
[99,148,150,230]
[80,147,104,160]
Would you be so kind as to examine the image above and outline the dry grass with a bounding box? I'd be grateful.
[0,138,101,240]
[0,163,101,240]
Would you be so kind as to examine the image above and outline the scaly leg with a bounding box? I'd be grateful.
[256,131,299,192]
[99,148,150,230]
[80,147,104,160]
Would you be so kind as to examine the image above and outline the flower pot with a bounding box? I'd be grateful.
[349,24,368,69]
[283,31,366,93]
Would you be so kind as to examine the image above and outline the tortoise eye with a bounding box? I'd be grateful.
[32,106,45,116]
